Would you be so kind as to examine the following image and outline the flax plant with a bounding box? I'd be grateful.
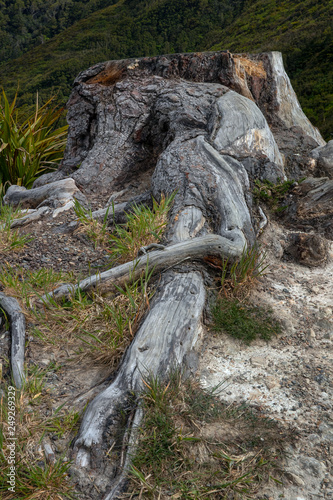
[0,90,68,190]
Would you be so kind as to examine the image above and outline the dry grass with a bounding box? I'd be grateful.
[73,198,112,249]
[0,263,152,367]
[124,375,291,499]
[107,196,171,263]
[0,370,78,499]
[73,193,174,260]
[0,204,31,255]
[37,278,152,366]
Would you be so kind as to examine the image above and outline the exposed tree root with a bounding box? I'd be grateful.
[0,292,26,388]
[41,234,243,304]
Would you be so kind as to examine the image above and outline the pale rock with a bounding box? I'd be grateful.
[250,355,267,367]
[307,329,316,339]
[265,376,279,390]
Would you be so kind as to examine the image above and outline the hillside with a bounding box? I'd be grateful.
[0,0,332,139]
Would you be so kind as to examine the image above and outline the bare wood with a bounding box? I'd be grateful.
[0,292,26,389]
[90,202,127,221]
[90,192,153,222]
[9,206,50,228]
[41,234,243,304]
[3,178,79,208]
[73,272,205,487]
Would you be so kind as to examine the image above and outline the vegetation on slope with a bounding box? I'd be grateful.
[0,0,332,139]
[0,0,119,62]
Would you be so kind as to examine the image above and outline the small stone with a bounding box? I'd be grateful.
[285,471,305,487]
[251,355,267,367]
[265,376,279,390]
[307,329,316,339]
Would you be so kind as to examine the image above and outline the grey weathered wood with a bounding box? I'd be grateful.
[90,202,127,221]
[62,51,319,498]
[73,272,205,483]
[9,206,50,228]
[0,292,26,389]
[41,234,243,304]
[3,178,79,208]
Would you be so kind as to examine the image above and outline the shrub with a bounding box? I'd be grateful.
[253,178,296,213]
[0,90,68,191]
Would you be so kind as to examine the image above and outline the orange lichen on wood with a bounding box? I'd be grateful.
[86,63,125,86]
[234,56,267,79]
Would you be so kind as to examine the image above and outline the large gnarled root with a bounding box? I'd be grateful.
[72,271,206,499]
[41,234,243,304]
[0,292,26,389]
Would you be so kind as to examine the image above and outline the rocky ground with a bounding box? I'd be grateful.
[201,220,333,500]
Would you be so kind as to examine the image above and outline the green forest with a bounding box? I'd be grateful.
[0,0,332,139]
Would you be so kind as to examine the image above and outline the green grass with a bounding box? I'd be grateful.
[74,192,174,261]
[108,193,175,263]
[253,178,298,213]
[212,298,282,344]
[219,244,268,298]
[127,374,289,499]
[0,265,75,308]
[73,198,111,249]
[0,257,154,365]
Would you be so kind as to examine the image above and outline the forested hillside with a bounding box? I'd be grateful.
[0,0,332,139]
[0,0,119,62]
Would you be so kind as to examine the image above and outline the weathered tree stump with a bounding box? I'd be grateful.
[15,50,326,498]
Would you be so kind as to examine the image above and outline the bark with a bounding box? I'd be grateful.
[0,292,26,389]
[283,177,333,240]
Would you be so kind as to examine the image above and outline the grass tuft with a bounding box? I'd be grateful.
[253,178,297,213]
[0,375,77,500]
[73,199,111,249]
[0,90,68,190]
[74,193,175,257]
[212,297,282,344]
[214,244,268,299]
[108,193,175,263]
